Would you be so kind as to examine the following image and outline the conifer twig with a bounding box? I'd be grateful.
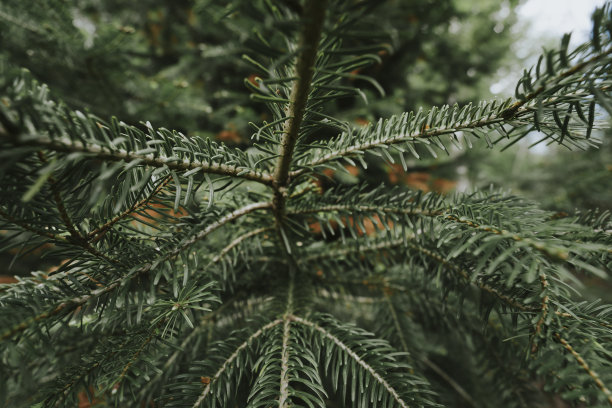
[139,294,245,398]
[19,137,274,185]
[422,357,477,408]
[303,235,536,311]
[206,226,273,268]
[290,314,410,408]
[290,204,570,261]
[0,203,272,342]
[384,293,411,355]
[116,331,156,384]
[162,201,273,263]
[86,175,171,242]
[192,319,284,407]
[288,47,612,180]
[51,336,133,407]
[403,240,535,312]
[0,207,64,242]
[535,273,550,336]
[0,279,122,342]
[554,333,612,405]
[38,151,124,267]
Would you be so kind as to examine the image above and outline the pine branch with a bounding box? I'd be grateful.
[43,160,124,267]
[290,314,412,408]
[422,357,477,408]
[0,278,120,341]
[18,136,274,184]
[161,201,272,263]
[115,329,156,385]
[384,293,410,354]
[192,319,284,407]
[289,200,571,261]
[0,202,270,342]
[0,72,274,186]
[48,336,132,407]
[402,240,535,312]
[86,175,171,242]
[554,333,612,405]
[289,33,612,179]
[301,234,532,311]
[262,0,327,265]
[533,273,551,346]
[137,293,245,400]
[499,47,612,119]
[384,294,477,407]
[0,207,65,242]
[206,226,273,269]
[299,236,404,263]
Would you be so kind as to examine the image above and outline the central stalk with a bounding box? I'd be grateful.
[273,0,327,202]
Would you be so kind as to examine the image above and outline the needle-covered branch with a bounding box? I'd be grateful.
[290,24,612,180]
[0,72,274,186]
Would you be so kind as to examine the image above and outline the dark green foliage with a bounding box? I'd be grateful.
[1,1,612,407]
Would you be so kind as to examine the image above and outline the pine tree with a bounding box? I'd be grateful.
[1,1,612,407]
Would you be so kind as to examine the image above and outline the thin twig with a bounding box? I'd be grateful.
[404,240,536,312]
[86,175,171,242]
[0,279,122,341]
[162,202,272,263]
[17,137,274,185]
[554,333,612,405]
[288,47,612,181]
[116,331,156,384]
[302,234,536,312]
[422,357,478,408]
[138,294,245,399]
[289,203,570,261]
[279,278,295,408]
[535,274,550,335]
[206,226,273,268]
[290,314,410,408]
[0,208,65,242]
[192,319,284,408]
[51,336,133,407]
[384,293,410,354]
[38,151,124,267]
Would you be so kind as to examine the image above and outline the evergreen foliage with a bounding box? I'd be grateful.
[0,1,611,407]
